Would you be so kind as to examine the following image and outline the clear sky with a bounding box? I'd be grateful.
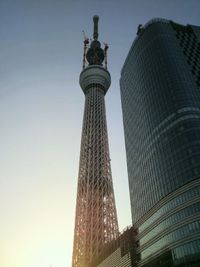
[0,1,200,267]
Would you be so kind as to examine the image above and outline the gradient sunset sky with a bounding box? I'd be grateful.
[1,1,200,267]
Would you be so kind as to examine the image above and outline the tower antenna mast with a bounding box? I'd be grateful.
[93,15,99,40]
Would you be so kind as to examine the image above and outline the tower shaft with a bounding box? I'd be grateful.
[72,84,118,267]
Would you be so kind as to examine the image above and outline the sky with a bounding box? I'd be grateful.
[0,1,200,267]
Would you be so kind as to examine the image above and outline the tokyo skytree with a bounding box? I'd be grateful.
[71,16,119,267]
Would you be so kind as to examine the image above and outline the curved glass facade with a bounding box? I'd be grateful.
[140,200,200,246]
[142,220,200,260]
[120,19,200,266]
[139,185,200,233]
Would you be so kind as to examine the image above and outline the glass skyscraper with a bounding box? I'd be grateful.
[120,18,200,267]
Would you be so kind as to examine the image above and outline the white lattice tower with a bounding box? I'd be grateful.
[71,16,119,267]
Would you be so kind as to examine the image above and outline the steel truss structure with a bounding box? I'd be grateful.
[71,16,119,267]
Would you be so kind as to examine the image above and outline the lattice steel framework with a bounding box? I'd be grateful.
[71,16,119,267]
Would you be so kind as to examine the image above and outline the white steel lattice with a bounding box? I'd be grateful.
[71,83,119,267]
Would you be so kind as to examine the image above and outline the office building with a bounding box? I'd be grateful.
[120,18,200,266]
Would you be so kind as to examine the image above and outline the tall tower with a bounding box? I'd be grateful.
[120,19,200,266]
[72,16,119,267]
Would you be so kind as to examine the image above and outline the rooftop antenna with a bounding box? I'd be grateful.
[82,30,89,69]
[103,42,109,69]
